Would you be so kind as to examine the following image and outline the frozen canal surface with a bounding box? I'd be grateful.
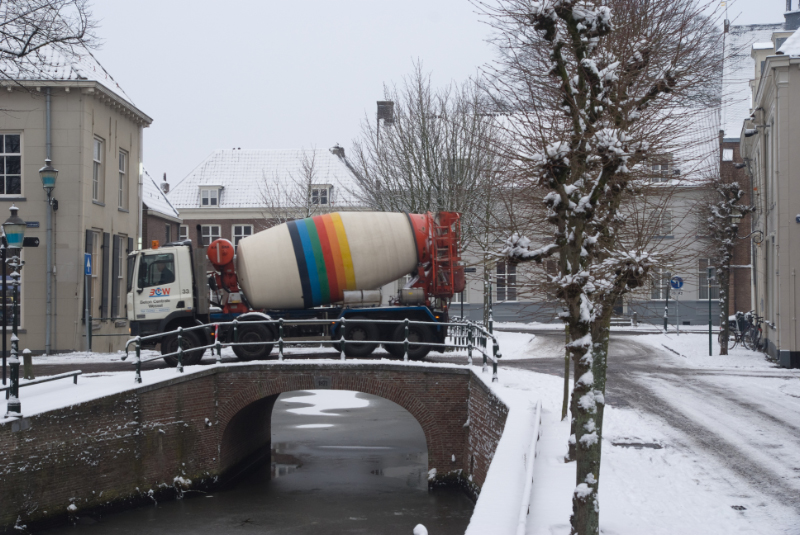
[40,390,474,534]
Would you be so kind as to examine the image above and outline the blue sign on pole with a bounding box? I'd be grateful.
[670,276,683,290]
[84,253,92,276]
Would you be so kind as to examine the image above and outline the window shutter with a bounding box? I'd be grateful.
[83,230,92,322]
[101,232,110,318]
[127,237,133,254]
[111,236,120,318]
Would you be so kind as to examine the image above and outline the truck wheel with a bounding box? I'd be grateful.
[233,324,275,361]
[387,323,432,360]
[162,330,205,367]
[342,317,379,357]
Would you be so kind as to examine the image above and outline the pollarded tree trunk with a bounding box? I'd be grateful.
[718,262,731,355]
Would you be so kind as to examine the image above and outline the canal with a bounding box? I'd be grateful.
[40,390,474,534]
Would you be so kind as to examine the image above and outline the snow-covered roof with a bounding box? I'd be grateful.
[0,44,136,106]
[778,27,800,55]
[168,148,362,209]
[143,170,180,220]
[721,23,786,140]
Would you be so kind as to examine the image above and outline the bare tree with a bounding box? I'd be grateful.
[701,168,754,355]
[479,0,722,533]
[0,0,97,79]
[349,62,504,249]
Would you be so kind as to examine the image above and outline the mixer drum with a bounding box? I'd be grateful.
[236,212,419,310]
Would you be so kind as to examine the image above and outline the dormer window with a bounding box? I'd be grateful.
[200,187,220,207]
[311,185,331,205]
[649,157,679,183]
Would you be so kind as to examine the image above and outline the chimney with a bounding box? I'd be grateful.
[160,172,169,194]
[377,101,394,125]
[786,0,800,30]
[330,144,345,158]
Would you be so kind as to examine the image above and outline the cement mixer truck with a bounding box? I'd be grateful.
[126,211,465,365]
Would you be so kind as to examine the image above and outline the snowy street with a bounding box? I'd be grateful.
[7,331,800,534]
[500,331,800,534]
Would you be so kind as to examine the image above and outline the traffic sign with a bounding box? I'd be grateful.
[670,276,683,290]
[84,253,92,276]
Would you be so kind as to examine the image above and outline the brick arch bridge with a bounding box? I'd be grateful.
[0,363,509,531]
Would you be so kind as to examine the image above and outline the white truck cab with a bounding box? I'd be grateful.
[127,242,210,345]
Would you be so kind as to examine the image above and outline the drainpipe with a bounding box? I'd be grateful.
[45,88,53,355]
[138,125,143,249]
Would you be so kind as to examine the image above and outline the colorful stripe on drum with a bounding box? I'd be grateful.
[287,213,357,308]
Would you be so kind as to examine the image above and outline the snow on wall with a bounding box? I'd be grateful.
[465,371,542,535]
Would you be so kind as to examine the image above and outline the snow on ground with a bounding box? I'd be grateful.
[7,332,800,534]
[525,377,800,534]
[494,320,716,333]
[636,332,781,370]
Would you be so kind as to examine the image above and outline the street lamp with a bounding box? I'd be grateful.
[2,204,25,417]
[39,159,58,355]
[39,159,58,194]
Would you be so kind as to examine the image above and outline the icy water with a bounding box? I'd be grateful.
[40,390,474,534]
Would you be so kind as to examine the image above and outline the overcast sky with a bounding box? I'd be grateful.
[90,0,789,186]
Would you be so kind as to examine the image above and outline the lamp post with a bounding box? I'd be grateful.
[39,159,58,355]
[3,204,25,417]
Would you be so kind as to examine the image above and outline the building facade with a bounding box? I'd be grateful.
[0,51,152,353]
[741,24,800,367]
[142,171,181,248]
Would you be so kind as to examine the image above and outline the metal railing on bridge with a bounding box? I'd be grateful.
[123,317,502,384]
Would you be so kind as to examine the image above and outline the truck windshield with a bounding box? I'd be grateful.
[138,253,176,288]
[126,255,136,293]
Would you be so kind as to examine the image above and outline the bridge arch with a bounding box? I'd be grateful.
[216,370,458,475]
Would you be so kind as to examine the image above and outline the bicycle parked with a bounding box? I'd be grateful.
[720,311,765,352]
[720,311,746,350]
[742,312,765,352]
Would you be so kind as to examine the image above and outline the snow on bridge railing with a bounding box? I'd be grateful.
[122,317,502,384]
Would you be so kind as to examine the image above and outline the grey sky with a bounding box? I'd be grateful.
[90,0,789,186]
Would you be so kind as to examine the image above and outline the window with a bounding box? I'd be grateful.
[201,188,219,207]
[655,209,673,237]
[118,150,128,209]
[496,261,517,301]
[698,259,719,300]
[201,225,221,246]
[722,149,734,162]
[179,225,188,241]
[165,224,172,243]
[232,224,253,248]
[651,268,670,300]
[93,138,103,202]
[311,186,330,205]
[452,288,464,303]
[137,253,176,288]
[650,161,679,183]
[126,255,136,294]
[0,134,21,196]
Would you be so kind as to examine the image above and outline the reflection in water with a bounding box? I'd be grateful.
[39,390,474,535]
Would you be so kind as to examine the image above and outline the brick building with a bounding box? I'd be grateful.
[141,171,181,248]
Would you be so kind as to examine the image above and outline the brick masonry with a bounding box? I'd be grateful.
[142,212,180,248]
[721,140,753,315]
[0,363,509,531]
